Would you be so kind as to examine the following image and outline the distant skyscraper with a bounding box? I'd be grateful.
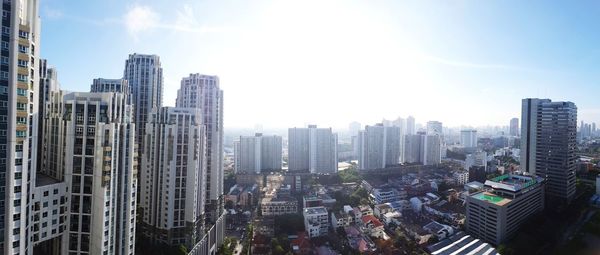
[348,121,361,137]
[426,121,443,136]
[357,124,400,170]
[141,107,206,248]
[288,125,338,173]
[521,98,577,205]
[406,116,416,135]
[234,133,282,174]
[393,117,406,162]
[403,132,441,165]
[509,118,519,136]
[421,134,441,165]
[460,129,478,149]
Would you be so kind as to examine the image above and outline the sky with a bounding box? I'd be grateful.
[39,0,600,129]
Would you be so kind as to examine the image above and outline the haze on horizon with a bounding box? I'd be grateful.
[39,0,600,129]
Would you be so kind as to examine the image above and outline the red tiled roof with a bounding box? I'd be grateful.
[291,231,311,252]
[361,215,383,228]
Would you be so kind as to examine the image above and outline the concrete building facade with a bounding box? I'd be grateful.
[234,133,282,174]
[521,98,577,205]
[466,174,545,245]
[288,125,338,174]
[357,124,401,170]
[140,107,207,248]
[176,73,225,249]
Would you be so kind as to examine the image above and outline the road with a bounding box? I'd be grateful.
[560,209,597,245]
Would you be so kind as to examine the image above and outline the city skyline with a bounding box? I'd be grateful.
[38,0,600,128]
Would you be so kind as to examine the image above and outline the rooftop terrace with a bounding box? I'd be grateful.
[304,206,327,215]
[485,174,542,192]
[472,192,511,206]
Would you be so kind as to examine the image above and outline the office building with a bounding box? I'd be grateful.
[406,116,416,135]
[426,121,443,136]
[509,118,519,136]
[303,207,329,238]
[288,125,338,173]
[357,124,400,170]
[140,107,207,247]
[234,133,282,174]
[460,129,478,149]
[348,121,361,137]
[466,174,545,245]
[521,98,577,205]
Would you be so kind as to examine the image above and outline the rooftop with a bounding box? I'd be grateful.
[304,206,327,215]
[472,192,511,206]
[485,174,543,192]
[427,232,499,255]
[36,173,61,187]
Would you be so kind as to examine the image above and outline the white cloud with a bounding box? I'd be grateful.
[124,5,159,39]
[123,4,225,39]
[44,7,63,19]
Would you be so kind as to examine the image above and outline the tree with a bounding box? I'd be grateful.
[339,168,361,183]
[178,244,188,255]
[437,181,451,192]
[274,214,305,235]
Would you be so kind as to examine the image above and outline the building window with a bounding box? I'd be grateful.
[17,74,28,82]
[18,45,28,53]
[18,30,28,39]
[16,88,27,96]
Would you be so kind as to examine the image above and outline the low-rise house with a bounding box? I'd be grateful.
[225,184,243,205]
[251,233,271,255]
[304,206,329,238]
[261,196,298,216]
[345,226,377,253]
[361,215,386,239]
[388,200,411,212]
[374,203,393,218]
[359,205,373,216]
[239,184,258,207]
[453,171,469,185]
[372,188,404,204]
[423,221,454,240]
[290,231,312,255]
[382,211,402,226]
[331,210,353,228]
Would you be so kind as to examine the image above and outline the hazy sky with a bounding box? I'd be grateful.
[39,0,600,129]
